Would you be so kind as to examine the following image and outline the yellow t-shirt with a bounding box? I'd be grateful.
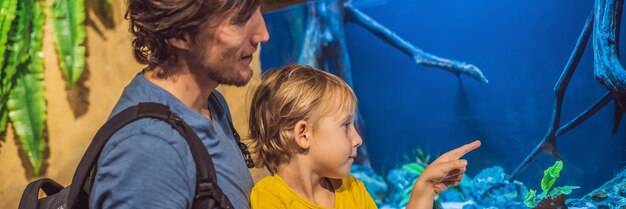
[250,175,377,209]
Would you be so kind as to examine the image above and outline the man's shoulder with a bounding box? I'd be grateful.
[90,118,197,209]
[100,117,189,161]
[111,117,181,141]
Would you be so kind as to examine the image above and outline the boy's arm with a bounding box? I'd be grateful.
[406,140,481,209]
[406,178,436,209]
[405,160,467,209]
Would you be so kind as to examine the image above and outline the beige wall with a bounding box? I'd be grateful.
[0,1,269,207]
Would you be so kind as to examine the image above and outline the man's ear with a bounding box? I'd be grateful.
[167,33,192,50]
[293,120,311,150]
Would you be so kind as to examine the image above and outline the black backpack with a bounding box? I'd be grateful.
[18,101,254,209]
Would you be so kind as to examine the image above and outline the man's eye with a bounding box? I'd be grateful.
[234,14,252,26]
[235,19,248,26]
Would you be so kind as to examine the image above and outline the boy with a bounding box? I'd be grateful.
[248,64,480,208]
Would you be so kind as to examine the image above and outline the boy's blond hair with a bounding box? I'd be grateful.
[248,64,357,173]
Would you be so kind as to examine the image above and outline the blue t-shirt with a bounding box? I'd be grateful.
[89,73,253,209]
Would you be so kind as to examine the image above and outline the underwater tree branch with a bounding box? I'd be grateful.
[614,101,624,132]
[344,5,489,83]
[293,1,369,165]
[556,92,612,136]
[594,0,626,113]
[510,9,594,181]
[297,7,321,68]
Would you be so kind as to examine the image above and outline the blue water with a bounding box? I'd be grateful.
[261,0,626,198]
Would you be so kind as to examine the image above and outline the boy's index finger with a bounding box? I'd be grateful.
[448,140,481,159]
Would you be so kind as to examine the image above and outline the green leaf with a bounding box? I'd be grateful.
[524,189,537,208]
[402,153,411,163]
[537,190,548,201]
[399,193,410,207]
[541,161,563,192]
[7,0,46,175]
[49,0,86,86]
[399,179,418,207]
[402,163,425,174]
[414,148,431,166]
[0,106,8,137]
[0,0,18,69]
[9,71,47,175]
[541,177,556,193]
[1,0,27,103]
[549,186,580,197]
[402,183,414,196]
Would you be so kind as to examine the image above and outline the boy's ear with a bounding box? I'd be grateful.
[293,120,311,149]
[167,33,192,50]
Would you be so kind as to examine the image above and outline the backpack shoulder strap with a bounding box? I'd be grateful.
[209,91,254,168]
[67,102,233,209]
[18,178,65,209]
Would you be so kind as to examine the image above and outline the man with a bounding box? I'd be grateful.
[89,0,269,208]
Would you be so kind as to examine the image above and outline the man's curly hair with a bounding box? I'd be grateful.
[126,0,260,67]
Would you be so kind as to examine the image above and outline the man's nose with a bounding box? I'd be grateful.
[253,11,270,44]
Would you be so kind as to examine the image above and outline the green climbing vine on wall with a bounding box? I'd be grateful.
[0,0,87,176]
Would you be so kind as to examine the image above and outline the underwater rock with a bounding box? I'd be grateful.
[431,166,527,209]
[471,166,506,196]
[356,162,626,209]
[350,165,388,205]
[461,203,522,209]
[469,166,528,208]
[460,204,484,209]
[567,168,626,208]
[439,176,474,202]
[355,164,535,209]
[385,166,421,206]
[619,184,626,198]
[591,191,608,202]
[379,205,404,209]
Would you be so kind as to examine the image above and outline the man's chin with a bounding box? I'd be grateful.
[219,70,253,87]
[240,66,254,79]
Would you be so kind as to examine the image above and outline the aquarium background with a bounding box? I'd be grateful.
[260,0,626,200]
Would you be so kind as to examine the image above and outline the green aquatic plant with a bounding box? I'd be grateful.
[402,147,431,167]
[397,147,432,206]
[524,161,580,208]
[398,162,425,206]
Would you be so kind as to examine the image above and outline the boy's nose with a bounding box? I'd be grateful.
[353,132,363,148]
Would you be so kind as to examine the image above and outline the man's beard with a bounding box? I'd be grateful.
[206,66,253,87]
